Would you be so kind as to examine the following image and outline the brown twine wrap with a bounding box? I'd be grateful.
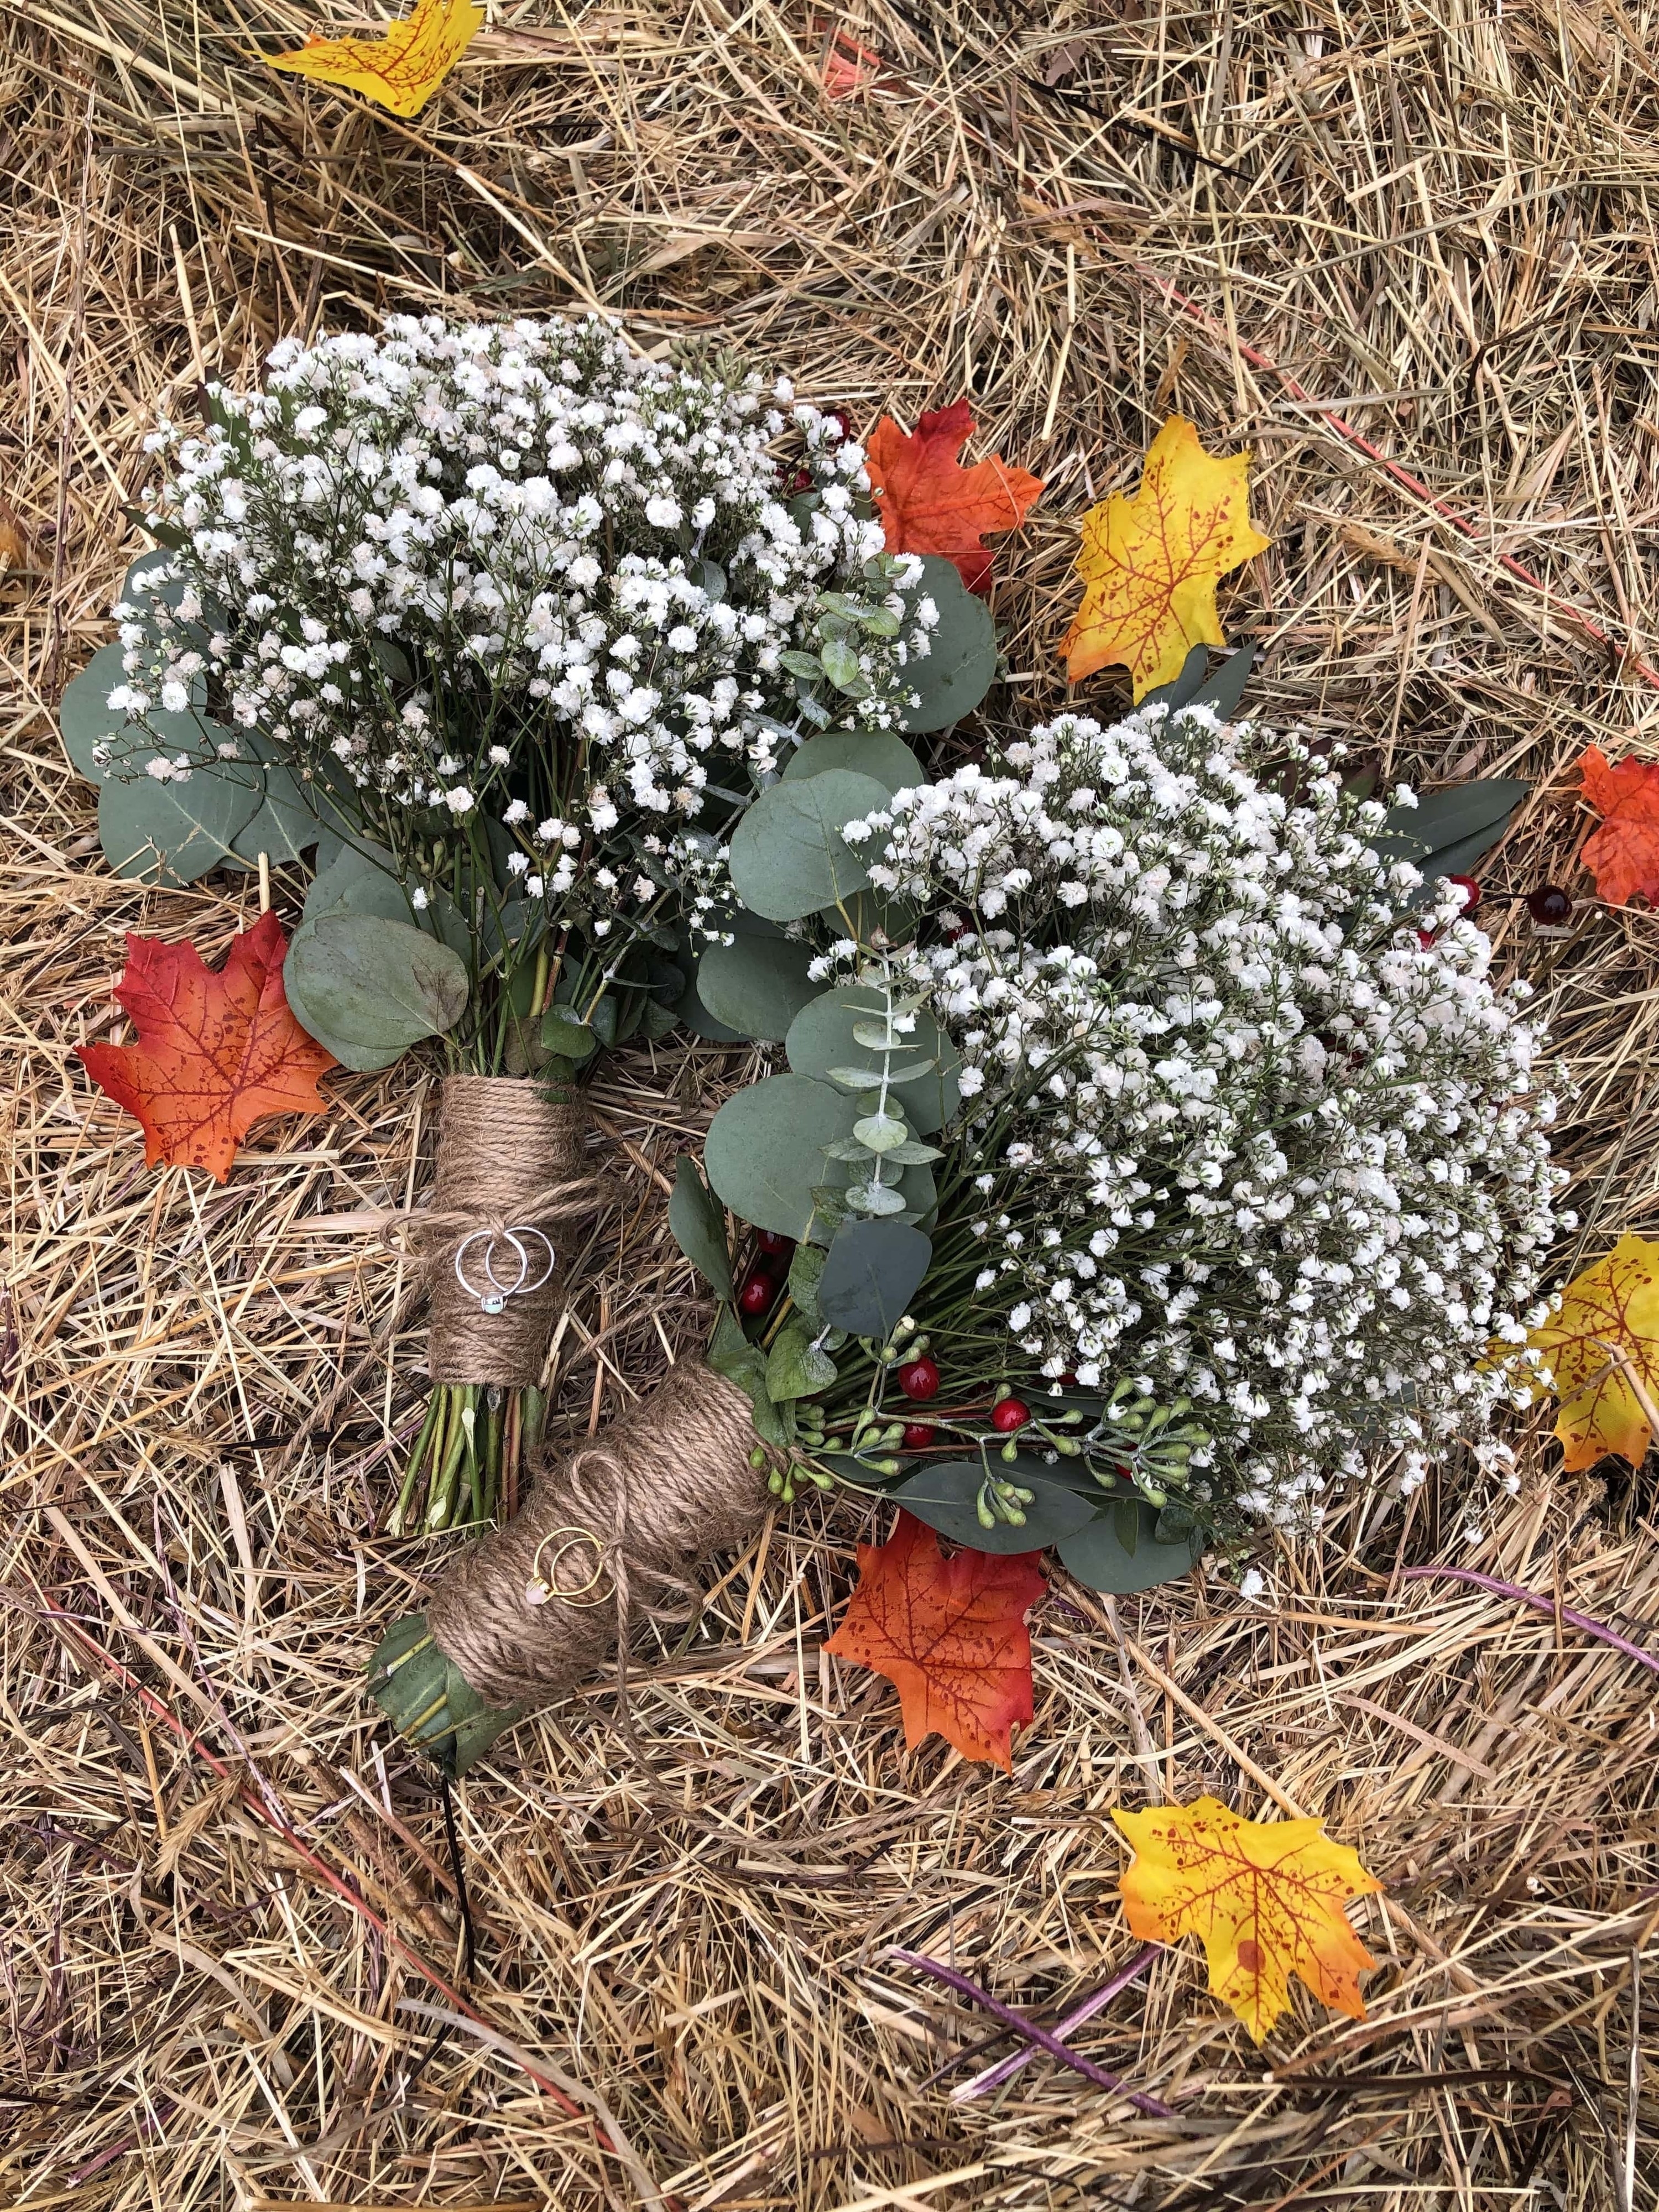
[418,1074,603,1389]
[426,1360,766,1709]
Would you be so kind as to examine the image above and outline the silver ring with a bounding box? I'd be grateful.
[454,1229,528,1314]
[503,1225,556,1296]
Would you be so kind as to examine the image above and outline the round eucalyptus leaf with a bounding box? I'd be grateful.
[697,932,820,1041]
[97,760,261,886]
[60,645,206,784]
[894,555,997,734]
[729,769,889,924]
[817,1218,932,1339]
[1056,1497,1204,1593]
[284,912,469,1072]
[818,883,921,952]
[782,728,925,796]
[223,732,322,867]
[893,1459,1096,1552]
[304,838,468,954]
[704,1073,935,1243]
[785,982,961,1135]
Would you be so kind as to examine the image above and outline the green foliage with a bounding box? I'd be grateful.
[781,727,924,796]
[669,1155,731,1296]
[893,554,997,733]
[367,1612,518,1778]
[785,982,959,1135]
[1056,1491,1206,1592]
[696,931,820,1041]
[284,911,470,1071]
[704,1072,935,1243]
[893,1457,1097,1553]
[816,1219,932,1340]
[97,763,260,887]
[764,1319,839,1401]
[728,769,889,924]
[1365,778,1529,907]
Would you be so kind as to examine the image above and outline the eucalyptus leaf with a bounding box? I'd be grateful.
[222,731,322,867]
[97,762,260,886]
[1056,1499,1205,1593]
[781,728,924,796]
[1189,643,1255,718]
[816,1218,932,1339]
[817,883,921,951]
[818,637,863,691]
[540,1009,598,1062]
[696,932,821,1041]
[705,1073,934,1243]
[1139,643,1212,712]
[59,645,205,784]
[284,911,469,1072]
[1365,779,1528,901]
[669,1155,731,1296]
[893,1459,1095,1553]
[785,983,960,1135]
[894,554,997,734]
[728,770,889,924]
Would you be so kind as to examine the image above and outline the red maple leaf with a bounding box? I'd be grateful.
[864,400,1044,595]
[77,909,337,1183]
[825,1511,1045,1768]
[1579,745,1659,906]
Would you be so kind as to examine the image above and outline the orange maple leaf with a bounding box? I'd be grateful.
[266,0,483,118]
[77,910,337,1185]
[1521,1232,1659,1471]
[1060,417,1271,700]
[864,400,1045,595]
[825,1511,1045,1768]
[1114,1797,1382,2044]
[1578,745,1659,907]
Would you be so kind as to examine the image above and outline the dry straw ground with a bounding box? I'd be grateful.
[5,0,1659,2203]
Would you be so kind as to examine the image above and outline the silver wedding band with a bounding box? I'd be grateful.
[453,1225,557,1313]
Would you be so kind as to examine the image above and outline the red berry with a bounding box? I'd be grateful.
[991,1397,1031,1433]
[897,1356,940,1401]
[901,1422,936,1449]
[1057,1371,1078,1389]
[1527,884,1573,926]
[1415,928,1437,950]
[824,407,855,441]
[940,914,969,945]
[1444,873,1480,914]
[737,1271,777,1317]
[755,1229,794,1258]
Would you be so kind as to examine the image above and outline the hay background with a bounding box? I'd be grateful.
[5,0,1659,2203]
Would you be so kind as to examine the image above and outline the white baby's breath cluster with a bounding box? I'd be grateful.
[121,314,927,935]
[846,706,1567,1530]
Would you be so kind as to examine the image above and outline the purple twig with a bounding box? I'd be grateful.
[953,1944,1162,2103]
[1399,1566,1659,1674]
[885,1947,1173,2117]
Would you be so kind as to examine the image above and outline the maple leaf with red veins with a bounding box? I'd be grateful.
[77,910,337,1183]
[825,1510,1045,1768]
[1578,745,1659,906]
[864,400,1044,594]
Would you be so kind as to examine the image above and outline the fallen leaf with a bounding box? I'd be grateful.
[1577,745,1659,907]
[266,0,483,118]
[0,493,33,574]
[1113,1796,1381,2043]
[1060,416,1271,698]
[77,910,337,1183]
[865,400,1045,594]
[1522,1232,1659,1471]
[825,1510,1045,1768]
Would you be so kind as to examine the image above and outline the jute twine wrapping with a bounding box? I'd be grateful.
[419,1075,603,1389]
[426,1360,766,1709]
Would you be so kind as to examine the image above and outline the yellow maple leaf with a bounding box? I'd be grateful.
[1113,1796,1381,2043]
[266,0,483,118]
[1522,1232,1659,1472]
[1059,418,1271,700]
